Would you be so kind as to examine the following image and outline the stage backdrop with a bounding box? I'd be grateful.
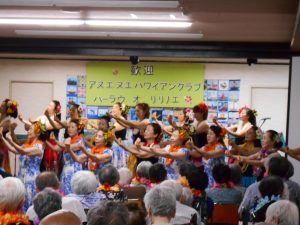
[86,62,205,107]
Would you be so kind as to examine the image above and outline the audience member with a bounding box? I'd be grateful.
[230,164,246,195]
[125,201,147,225]
[160,180,202,225]
[33,187,62,224]
[0,177,30,225]
[87,201,129,225]
[98,164,126,201]
[180,187,193,207]
[144,186,176,225]
[149,163,167,188]
[118,167,133,187]
[207,164,243,204]
[67,170,105,211]
[131,161,152,187]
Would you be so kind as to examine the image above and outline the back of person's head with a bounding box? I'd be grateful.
[259,176,284,198]
[212,163,231,184]
[144,186,176,219]
[267,156,289,178]
[180,187,193,206]
[98,165,120,186]
[118,167,133,187]
[36,172,59,191]
[125,201,147,225]
[229,164,242,185]
[33,187,62,220]
[285,160,294,179]
[187,166,208,191]
[265,200,299,225]
[160,180,183,201]
[40,209,81,225]
[136,161,152,179]
[72,171,98,195]
[87,201,129,225]
[0,177,26,212]
[149,163,167,184]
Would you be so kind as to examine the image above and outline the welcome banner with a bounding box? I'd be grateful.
[86,62,204,107]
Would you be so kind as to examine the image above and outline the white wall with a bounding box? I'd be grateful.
[288,57,300,183]
[0,59,290,175]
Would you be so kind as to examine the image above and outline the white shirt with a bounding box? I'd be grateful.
[26,196,87,223]
[170,201,202,225]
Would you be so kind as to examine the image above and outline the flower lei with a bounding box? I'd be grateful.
[77,119,86,131]
[34,120,47,135]
[203,142,218,160]
[23,138,44,149]
[251,195,281,215]
[212,182,234,189]
[70,135,82,144]
[6,100,18,114]
[131,176,151,187]
[178,176,203,197]
[165,145,183,166]
[0,212,30,225]
[98,183,121,192]
[89,146,108,172]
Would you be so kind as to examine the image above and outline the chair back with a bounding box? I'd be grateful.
[123,186,146,200]
[209,204,239,225]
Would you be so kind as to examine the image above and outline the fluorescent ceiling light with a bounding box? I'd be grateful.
[86,20,192,28]
[130,14,138,19]
[0,1,179,8]
[169,14,176,20]
[15,30,203,39]
[0,19,84,26]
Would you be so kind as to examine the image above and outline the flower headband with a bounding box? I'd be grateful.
[77,119,86,131]
[121,103,130,116]
[198,101,208,114]
[103,130,115,145]
[5,100,18,114]
[34,120,47,135]
[239,105,258,117]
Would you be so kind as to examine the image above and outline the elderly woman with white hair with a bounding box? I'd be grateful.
[259,200,299,225]
[0,177,31,225]
[144,186,176,225]
[67,170,105,211]
[160,180,202,225]
[131,161,152,188]
[118,167,133,187]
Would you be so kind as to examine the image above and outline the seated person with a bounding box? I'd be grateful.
[125,201,147,225]
[148,163,167,188]
[87,201,129,225]
[33,188,62,224]
[97,165,126,201]
[206,164,243,204]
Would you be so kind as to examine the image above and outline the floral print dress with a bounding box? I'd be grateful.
[61,135,83,195]
[18,139,44,211]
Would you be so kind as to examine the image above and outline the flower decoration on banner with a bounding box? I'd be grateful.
[104,129,115,146]
[6,100,18,114]
[98,183,121,192]
[199,101,208,114]
[184,96,192,104]
[0,212,31,225]
[121,103,130,116]
[34,120,47,135]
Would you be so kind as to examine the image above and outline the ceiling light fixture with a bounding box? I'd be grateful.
[85,20,192,28]
[169,14,176,20]
[15,30,203,39]
[0,18,84,26]
[130,14,138,19]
